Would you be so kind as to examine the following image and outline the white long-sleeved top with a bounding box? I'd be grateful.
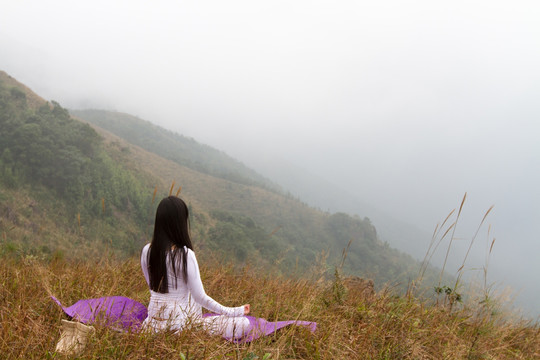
[140,244,244,331]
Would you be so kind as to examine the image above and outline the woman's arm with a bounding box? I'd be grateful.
[185,249,245,317]
[140,244,150,287]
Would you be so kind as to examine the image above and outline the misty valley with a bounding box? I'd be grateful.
[0,71,538,359]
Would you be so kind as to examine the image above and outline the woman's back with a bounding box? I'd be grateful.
[141,244,191,299]
[140,243,245,332]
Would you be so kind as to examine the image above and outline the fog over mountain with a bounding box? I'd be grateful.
[1,1,539,318]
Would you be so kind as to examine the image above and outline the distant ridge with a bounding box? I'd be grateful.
[245,154,433,260]
[70,109,282,192]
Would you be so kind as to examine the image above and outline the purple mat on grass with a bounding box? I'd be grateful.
[51,295,147,330]
[203,313,317,342]
[51,296,316,342]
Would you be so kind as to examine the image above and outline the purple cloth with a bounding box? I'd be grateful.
[51,296,316,342]
[203,313,317,343]
[51,295,147,330]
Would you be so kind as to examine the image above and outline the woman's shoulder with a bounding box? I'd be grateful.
[141,243,151,257]
[184,247,198,262]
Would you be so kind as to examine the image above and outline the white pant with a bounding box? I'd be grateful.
[202,315,251,339]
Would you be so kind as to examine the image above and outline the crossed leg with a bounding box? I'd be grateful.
[202,315,251,339]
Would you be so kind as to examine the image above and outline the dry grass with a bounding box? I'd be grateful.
[0,252,538,359]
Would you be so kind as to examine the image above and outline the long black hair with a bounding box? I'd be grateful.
[147,196,194,293]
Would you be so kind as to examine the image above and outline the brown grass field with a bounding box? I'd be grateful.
[0,251,538,359]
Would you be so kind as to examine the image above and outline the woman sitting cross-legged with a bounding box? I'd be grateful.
[140,196,251,339]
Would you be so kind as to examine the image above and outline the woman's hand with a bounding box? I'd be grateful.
[243,304,250,315]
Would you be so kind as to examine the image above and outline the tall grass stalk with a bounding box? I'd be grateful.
[454,204,494,290]
[418,208,456,283]
[417,193,499,312]
[439,192,467,287]
[168,180,176,196]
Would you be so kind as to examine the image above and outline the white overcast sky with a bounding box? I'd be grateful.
[1,0,539,317]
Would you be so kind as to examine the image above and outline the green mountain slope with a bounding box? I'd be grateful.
[0,71,155,257]
[0,70,445,290]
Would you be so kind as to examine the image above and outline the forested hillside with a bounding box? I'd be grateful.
[0,71,443,290]
[0,71,155,257]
